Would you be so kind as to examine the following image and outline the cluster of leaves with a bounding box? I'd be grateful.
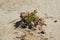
[23,10,40,26]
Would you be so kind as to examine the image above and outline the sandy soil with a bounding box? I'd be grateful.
[0,0,60,40]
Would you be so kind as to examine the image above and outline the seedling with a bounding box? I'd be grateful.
[14,10,46,29]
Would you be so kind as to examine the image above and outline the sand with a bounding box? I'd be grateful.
[0,0,60,40]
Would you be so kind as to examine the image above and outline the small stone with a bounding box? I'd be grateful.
[54,20,57,23]
[40,31,45,34]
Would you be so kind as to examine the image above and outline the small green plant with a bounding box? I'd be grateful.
[14,10,46,29]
